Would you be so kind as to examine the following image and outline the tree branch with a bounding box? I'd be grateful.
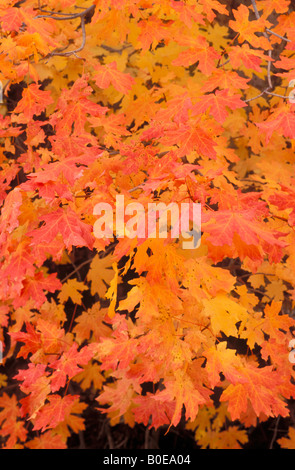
[35,4,95,20]
[251,0,273,89]
[35,4,95,59]
[266,28,291,42]
[244,87,270,103]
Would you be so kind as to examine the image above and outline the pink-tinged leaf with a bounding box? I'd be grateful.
[49,343,93,392]
[12,272,62,309]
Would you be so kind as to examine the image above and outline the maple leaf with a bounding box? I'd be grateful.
[221,364,290,420]
[12,271,62,309]
[229,4,271,48]
[201,69,250,94]
[133,391,175,429]
[160,121,217,159]
[256,107,295,143]
[2,239,36,283]
[202,207,287,257]
[54,398,87,440]
[16,369,51,420]
[105,263,119,319]
[94,329,138,372]
[50,74,107,135]
[87,253,116,297]
[171,0,205,28]
[154,368,211,428]
[0,6,24,32]
[0,374,7,387]
[25,431,67,449]
[14,363,48,389]
[268,184,295,226]
[0,393,20,430]
[72,305,111,344]
[198,0,228,21]
[49,343,93,392]
[0,187,23,235]
[9,322,42,359]
[58,279,88,305]
[203,342,244,388]
[36,318,66,357]
[137,16,172,51]
[27,208,94,251]
[93,61,135,94]
[192,89,246,124]
[97,371,141,422]
[72,361,105,391]
[14,83,53,121]
[229,43,266,73]
[172,39,221,76]
[154,92,192,124]
[202,295,248,337]
[260,300,293,343]
[32,394,80,432]
[0,305,9,328]
[278,427,295,449]
[0,393,27,448]
[257,0,290,15]
[24,153,99,187]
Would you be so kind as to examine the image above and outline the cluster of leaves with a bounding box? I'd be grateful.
[1,0,295,449]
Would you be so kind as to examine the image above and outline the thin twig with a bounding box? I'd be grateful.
[129,184,144,193]
[251,0,273,90]
[145,424,150,449]
[238,272,277,279]
[216,58,230,68]
[244,88,270,103]
[251,0,261,19]
[61,258,93,283]
[265,91,289,98]
[267,50,272,89]
[35,4,95,59]
[35,4,95,20]
[105,421,114,449]
[266,28,290,42]
[49,16,86,58]
[270,416,280,449]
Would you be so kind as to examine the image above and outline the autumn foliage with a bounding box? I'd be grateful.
[2,0,295,450]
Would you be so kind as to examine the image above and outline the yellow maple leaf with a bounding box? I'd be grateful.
[72,361,105,391]
[58,279,88,305]
[202,294,248,336]
[278,426,295,449]
[0,373,7,387]
[87,253,115,298]
[106,263,119,319]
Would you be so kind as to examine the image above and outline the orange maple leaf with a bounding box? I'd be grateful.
[93,61,135,94]
[14,83,53,121]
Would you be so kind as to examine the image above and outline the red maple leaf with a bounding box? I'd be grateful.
[192,89,246,123]
[93,61,135,94]
[27,208,94,251]
[12,271,62,309]
[49,343,93,392]
[14,83,53,121]
[32,394,80,432]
